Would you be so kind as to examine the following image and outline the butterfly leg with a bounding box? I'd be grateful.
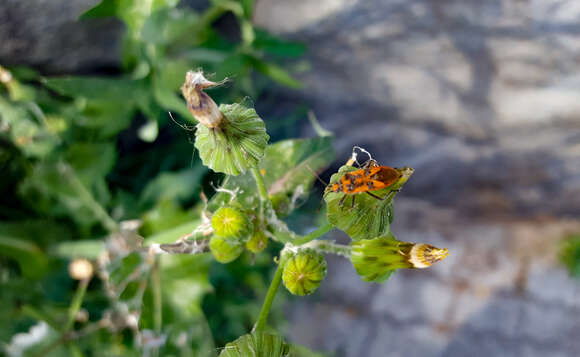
[351,195,356,208]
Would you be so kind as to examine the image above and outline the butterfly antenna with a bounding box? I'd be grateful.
[305,164,328,186]
[168,111,196,131]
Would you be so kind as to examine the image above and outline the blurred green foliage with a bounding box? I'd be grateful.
[0,0,312,355]
[560,234,580,277]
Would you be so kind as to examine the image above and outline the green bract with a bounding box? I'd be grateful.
[219,332,290,357]
[195,103,269,176]
[282,249,327,296]
[209,236,244,264]
[324,165,414,241]
[350,234,410,283]
[211,206,250,240]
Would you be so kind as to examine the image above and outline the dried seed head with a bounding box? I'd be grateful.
[68,258,94,280]
[181,70,224,128]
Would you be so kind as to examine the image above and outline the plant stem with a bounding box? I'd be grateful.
[252,253,290,332]
[65,278,90,332]
[251,166,268,202]
[61,163,119,232]
[292,222,334,246]
[151,258,162,333]
[305,240,351,257]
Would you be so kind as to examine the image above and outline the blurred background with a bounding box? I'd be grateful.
[1,0,580,356]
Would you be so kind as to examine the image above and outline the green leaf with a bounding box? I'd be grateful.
[52,240,105,260]
[250,58,302,89]
[210,136,333,215]
[0,236,48,279]
[145,220,201,244]
[253,29,306,58]
[140,166,207,207]
[219,332,290,357]
[43,76,140,102]
[65,143,117,185]
[324,166,413,241]
[560,234,580,277]
[140,199,196,236]
[141,7,200,45]
[81,0,180,34]
[0,97,59,158]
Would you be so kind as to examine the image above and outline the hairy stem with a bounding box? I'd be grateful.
[292,222,334,246]
[251,166,269,202]
[252,252,290,332]
[151,258,162,333]
[305,240,351,257]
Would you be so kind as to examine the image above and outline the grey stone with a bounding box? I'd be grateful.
[0,0,122,74]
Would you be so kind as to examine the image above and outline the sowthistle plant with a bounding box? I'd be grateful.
[172,70,449,355]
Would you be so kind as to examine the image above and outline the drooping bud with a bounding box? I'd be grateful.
[181,70,223,128]
[350,235,449,283]
[211,206,251,240]
[282,249,327,296]
[245,231,268,254]
[209,236,244,264]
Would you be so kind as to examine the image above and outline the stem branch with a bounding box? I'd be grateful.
[65,278,90,332]
[251,166,268,202]
[252,253,290,332]
[292,222,333,246]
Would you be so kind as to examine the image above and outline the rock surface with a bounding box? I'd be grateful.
[0,0,121,74]
[253,0,580,356]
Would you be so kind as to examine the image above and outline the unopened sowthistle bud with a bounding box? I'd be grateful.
[68,258,94,280]
[350,235,449,282]
[245,231,268,254]
[181,70,223,128]
[209,236,244,263]
[211,206,250,240]
[282,249,327,296]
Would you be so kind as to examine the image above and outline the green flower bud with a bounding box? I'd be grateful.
[268,193,291,217]
[209,236,244,263]
[351,235,449,283]
[211,206,251,240]
[245,231,268,254]
[219,332,290,357]
[282,249,327,296]
[194,103,269,176]
[325,164,414,241]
